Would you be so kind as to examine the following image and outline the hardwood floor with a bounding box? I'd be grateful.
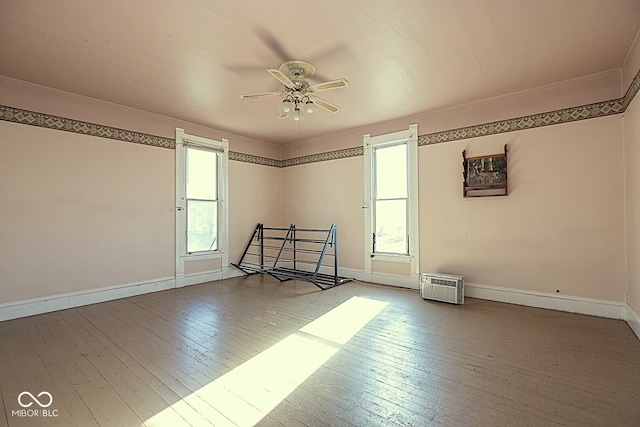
[1,276,639,426]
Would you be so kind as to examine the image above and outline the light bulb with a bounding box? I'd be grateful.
[305,102,316,114]
[281,100,293,114]
[292,109,301,121]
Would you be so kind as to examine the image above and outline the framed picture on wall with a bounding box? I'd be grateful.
[462,145,508,197]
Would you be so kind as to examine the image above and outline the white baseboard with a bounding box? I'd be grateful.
[3,269,634,341]
[1,266,242,322]
[0,277,176,322]
[291,265,420,290]
[625,302,640,340]
[226,266,248,279]
[340,268,627,320]
[465,282,625,319]
[176,270,224,288]
[176,265,250,287]
[348,268,419,290]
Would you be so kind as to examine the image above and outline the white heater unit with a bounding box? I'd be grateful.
[421,273,464,304]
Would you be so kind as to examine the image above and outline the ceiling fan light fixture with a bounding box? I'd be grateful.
[239,60,348,121]
[281,100,293,114]
[305,102,316,114]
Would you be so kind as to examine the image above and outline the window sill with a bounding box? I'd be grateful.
[369,253,412,263]
[182,251,223,261]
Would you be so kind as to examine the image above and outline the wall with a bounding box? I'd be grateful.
[281,115,627,306]
[1,44,639,324]
[624,88,640,320]
[279,69,632,310]
[0,76,283,317]
[420,116,625,301]
[623,31,640,334]
[229,161,284,264]
[0,120,174,304]
[281,157,364,271]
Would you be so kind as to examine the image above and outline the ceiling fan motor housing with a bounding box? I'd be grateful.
[279,60,316,79]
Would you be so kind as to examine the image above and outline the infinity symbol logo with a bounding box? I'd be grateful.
[18,391,53,408]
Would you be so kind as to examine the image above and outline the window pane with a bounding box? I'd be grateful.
[375,144,407,199]
[187,200,217,252]
[375,199,407,254]
[186,148,217,200]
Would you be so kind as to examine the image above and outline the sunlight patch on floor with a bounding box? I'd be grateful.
[300,296,388,345]
[144,296,388,426]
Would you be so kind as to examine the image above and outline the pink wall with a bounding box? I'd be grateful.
[229,161,284,265]
[0,33,638,315]
[0,76,285,306]
[0,120,175,303]
[625,95,640,314]
[624,37,640,315]
[281,158,364,271]
[281,115,627,302]
[420,116,625,301]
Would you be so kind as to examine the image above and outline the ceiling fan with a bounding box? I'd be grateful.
[238,60,349,121]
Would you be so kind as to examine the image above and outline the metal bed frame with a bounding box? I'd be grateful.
[232,223,353,290]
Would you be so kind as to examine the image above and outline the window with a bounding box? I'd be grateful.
[373,143,408,254]
[186,147,218,253]
[175,128,229,281]
[364,124,419,284]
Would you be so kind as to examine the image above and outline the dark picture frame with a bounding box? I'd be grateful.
[462,145,508,197]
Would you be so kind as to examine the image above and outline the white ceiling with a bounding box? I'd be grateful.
[1,0,639,144]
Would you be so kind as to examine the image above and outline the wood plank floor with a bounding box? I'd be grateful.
[1,276,639,426]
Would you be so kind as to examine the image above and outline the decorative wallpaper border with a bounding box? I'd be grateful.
[1,68,639,167]
[281,146,364,168]
[228,151,280,167]
[417,98,624,146]
[0,105,174,149]
[623,67,640,109]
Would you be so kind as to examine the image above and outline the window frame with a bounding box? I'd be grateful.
[363,124,419,277]
[372,142,409,255]
[185,146,219,254]
[175,128,229,276]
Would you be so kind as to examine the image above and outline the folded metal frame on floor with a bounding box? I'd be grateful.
[232,223,353,290]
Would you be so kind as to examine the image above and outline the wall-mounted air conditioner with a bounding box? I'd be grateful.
[420,273,464,304]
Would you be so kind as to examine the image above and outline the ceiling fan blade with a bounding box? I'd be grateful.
[254,27,291,61]
[308,95,341,113]
[278,112,289,119]
[307,78,350,92]
[310,44,351,66]
[238,91,283,100]
[267,69,296,89]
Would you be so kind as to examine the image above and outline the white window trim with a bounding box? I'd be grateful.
[364,124,419,281]
[175,128,229,280]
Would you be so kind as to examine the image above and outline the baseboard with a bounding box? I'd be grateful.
[5,270,627,327]
[334,268,627,320]
[348,268,420,289]
[304,265,420,290]
[465,282,625,319]
[226,267,247,279]
[625,302,640,340]
[0,277,176,322]
[176,270,224,288]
